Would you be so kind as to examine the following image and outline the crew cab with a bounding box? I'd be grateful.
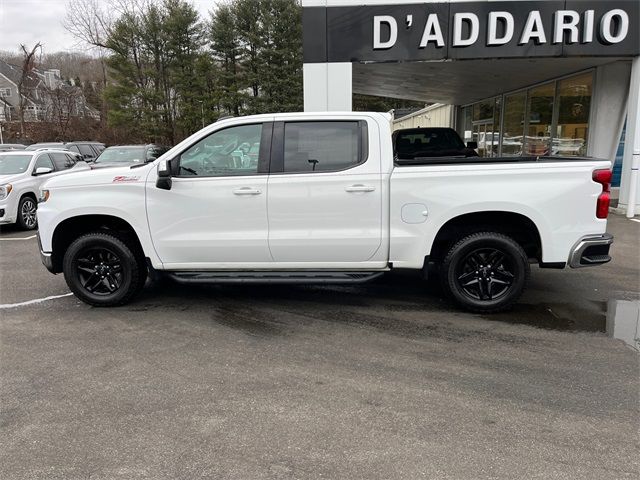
[36,112,613,312]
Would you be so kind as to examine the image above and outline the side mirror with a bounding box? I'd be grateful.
[156,159,172,190]
[34,167,53,175]
[467,141,478,149]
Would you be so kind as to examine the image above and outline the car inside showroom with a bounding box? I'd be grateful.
[302,0,640,215]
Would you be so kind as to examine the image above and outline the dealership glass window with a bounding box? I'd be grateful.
[458,106,473,144]
[524,82,555,156]
[501,92,526,156]
[554,72,592,157]
[459,71,593,159]
[473,100,494,122]
[472,98,497,157]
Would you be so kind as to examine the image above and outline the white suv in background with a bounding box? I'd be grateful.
[0,150,88,230]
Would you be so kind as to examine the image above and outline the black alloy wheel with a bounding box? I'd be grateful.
[455,247,515,301]
[441,232,529,313]
[63,231,147,306]
[75,246,124,296]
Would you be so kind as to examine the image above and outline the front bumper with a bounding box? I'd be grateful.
[568,233,613,268]
[37,231,55,273]
[0,205,15,224]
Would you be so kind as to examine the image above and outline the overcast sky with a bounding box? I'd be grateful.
[0,0,218,54]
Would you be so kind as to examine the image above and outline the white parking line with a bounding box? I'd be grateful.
[630,218,640,223]
[0,293,74,309]
[0,234,37,241]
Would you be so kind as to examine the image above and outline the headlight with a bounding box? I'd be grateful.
[0,184,12,200]
[39,189,50,203]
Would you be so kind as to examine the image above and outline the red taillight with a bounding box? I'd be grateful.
[596,191,610,218]
[593,169,612,186]
[593,169,612,219]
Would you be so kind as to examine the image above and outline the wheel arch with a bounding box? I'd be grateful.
[19,191,38,202]
[51,214,144,273]
[429,211,543,264]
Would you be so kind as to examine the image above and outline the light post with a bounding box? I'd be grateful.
[198,100,205,129]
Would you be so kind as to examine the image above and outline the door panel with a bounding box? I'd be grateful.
[146,176,270,265]
[267,119,383,263]
[267,172,382,262]
[145,121,272,267]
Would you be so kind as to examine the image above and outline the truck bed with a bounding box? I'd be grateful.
[395,155,599,166]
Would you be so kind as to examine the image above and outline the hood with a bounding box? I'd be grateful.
[42,163,154,189]
[0,173,26,184]
[91,161,144,169]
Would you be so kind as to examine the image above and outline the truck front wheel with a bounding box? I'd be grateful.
[63,231,147,307]
[440,232,529,313]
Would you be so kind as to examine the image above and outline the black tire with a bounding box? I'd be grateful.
[16,195,38,230]
[440,232,529,313]
[63,231,147,307]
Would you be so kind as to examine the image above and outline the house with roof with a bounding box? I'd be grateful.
[0,58,100,124]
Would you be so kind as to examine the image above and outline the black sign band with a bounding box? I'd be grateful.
[303,0,640,63]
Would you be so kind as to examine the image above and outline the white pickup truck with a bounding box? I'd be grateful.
[36,112,613,312]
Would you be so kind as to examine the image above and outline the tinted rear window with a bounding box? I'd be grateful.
[395,129,466,157]
[283,121,362,173]
[77,144,95,157]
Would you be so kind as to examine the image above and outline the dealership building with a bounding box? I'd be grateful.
[302,0,640,215]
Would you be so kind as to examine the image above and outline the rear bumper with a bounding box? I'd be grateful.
[37,231,55,273]
[568,233,613,268]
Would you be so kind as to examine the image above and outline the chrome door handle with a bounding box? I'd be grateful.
[233,187,262,195]
[345,184,375,193]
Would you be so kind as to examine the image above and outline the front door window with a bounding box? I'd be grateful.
[179,124,262,177]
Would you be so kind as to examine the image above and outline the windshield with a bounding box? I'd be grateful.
[25,143,64,151]
[0,154,32,175]
[95,147,146,163]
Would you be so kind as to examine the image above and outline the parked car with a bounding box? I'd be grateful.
[0,143,26,152]
[25,141,105,162]
[92,145,170,168]
[477,131,499,157]
[37,112,613,312]
[0,150,89,229]
[393,127,479,160]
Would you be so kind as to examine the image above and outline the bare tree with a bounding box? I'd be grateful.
[17,43,42,136]
[44,85,83,140]
[63,0,114,49]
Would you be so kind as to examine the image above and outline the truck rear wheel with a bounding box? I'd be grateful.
[63,231,147,307]
[440,232,529,313]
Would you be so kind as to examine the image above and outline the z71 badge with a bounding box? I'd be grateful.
[112,175,140,183]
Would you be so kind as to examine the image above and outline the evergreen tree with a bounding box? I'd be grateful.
[210,4,245,117]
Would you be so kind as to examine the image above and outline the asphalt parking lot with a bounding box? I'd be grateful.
[1,214,639,479]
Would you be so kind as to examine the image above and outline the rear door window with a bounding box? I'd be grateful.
[77,144,95,159]
[49,152,73,170]
[282,121,364,173]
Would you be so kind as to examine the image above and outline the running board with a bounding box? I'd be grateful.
[166,271,385,284]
